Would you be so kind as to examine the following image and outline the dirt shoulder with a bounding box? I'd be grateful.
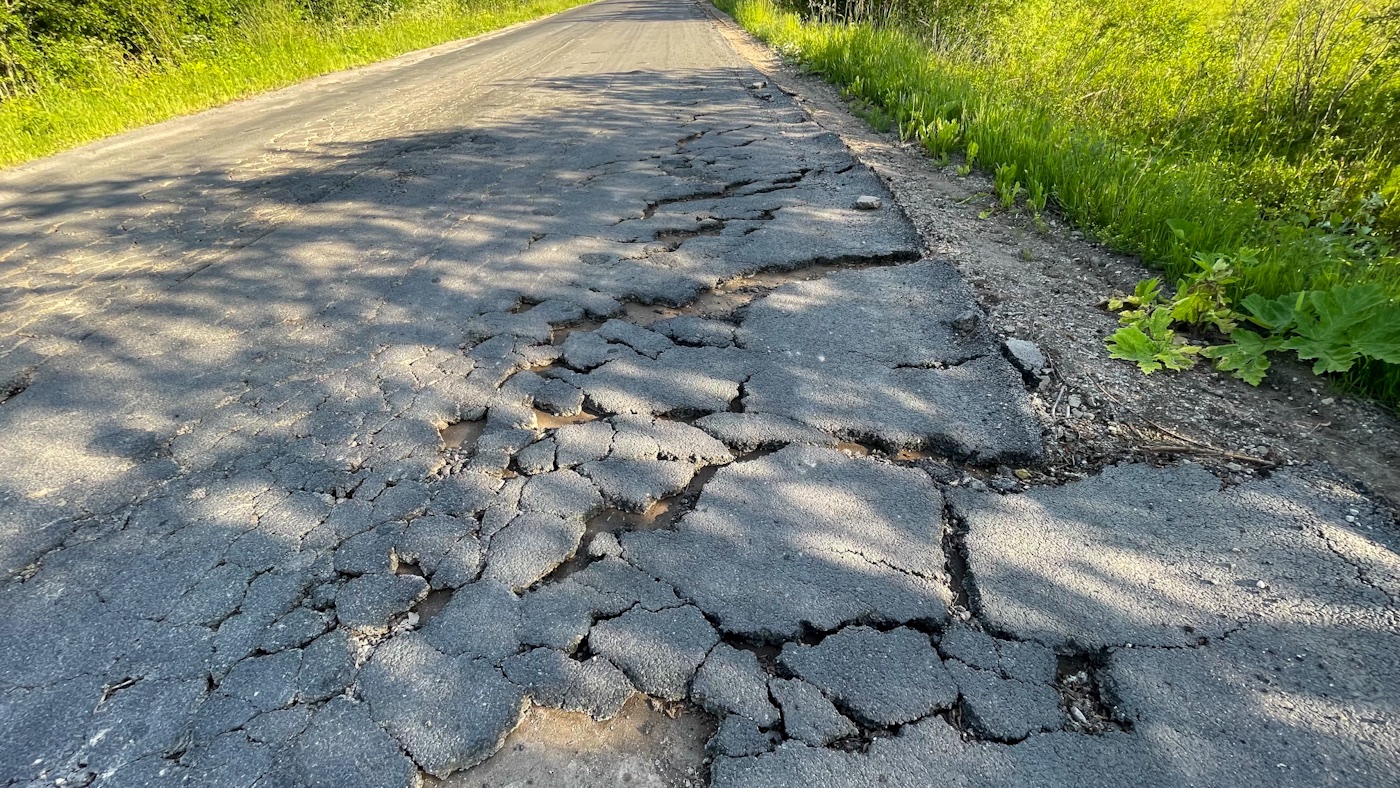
[701,0,1400,506]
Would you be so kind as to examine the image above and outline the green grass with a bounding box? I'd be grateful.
[717,0,1400,406]
[0,0,592,168]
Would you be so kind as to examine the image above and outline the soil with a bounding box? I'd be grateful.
[702,0,1400,506]
[434,696,714,787]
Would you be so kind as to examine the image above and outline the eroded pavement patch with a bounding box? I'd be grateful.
[0,0,1396,786]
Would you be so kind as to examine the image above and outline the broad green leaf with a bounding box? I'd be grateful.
[1158,341,1202,371]
[1352,305,1400,364]
[1169,290,1212,325]
[1282,335,1361,374]
[1133,278,1161,303]
[1203,329,1279,385]
[1241,293,1297,332]
[1144,307,1175,338]
[1166,219,1198,244]
[1107,326,1163,373]
[1307,284,1386,334]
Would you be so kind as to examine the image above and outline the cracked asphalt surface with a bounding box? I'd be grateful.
[0,0,1396,786]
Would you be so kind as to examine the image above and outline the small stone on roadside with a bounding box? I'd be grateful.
[853,196,883,211]
[1004,338,1046,380]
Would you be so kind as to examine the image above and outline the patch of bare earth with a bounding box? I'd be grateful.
[431,696,713,788]
[703,0,1400,506]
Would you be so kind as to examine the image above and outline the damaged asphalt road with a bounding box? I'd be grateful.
[0,0,1396,786]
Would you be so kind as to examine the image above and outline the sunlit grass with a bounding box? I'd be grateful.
[718,0,1400,406]
[0,0,592,168]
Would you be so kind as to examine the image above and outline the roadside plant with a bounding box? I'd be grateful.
[994,163,1022,210]
[1167,250,1249,334]
[920,117,961,164]
[1204,286,1400,385]
[1026,175,1048,216]
[1106,307,1203,374]
[956,141,978,176]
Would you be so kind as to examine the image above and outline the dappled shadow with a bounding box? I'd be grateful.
[0,0,1395,785]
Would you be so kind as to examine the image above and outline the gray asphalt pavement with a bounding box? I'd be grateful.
[0,0,1396,786]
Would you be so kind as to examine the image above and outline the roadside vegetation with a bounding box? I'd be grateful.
[0,0,588,167]
[715,0,1400,407]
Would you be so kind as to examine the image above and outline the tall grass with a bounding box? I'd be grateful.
[0,0,591,167]
[718,0,1400,405]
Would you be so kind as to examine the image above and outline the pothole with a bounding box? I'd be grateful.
[533,408,600,429]
[440,419,486,452]
[834,441,872,457]
[942,506,974,619]
[654,224,724,249]
[415,589,453,626]
[0,366,34,406]
[1055,653,1131,734]
[834,440,936,463]
[552,319,607,346]
[427,696,714,788]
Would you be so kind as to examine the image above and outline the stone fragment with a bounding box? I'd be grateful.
[552,420,615,469]
[335,573,428,631]
[261,607,332,653]
[483,513,585,592]
[779,626,956,726]
[853,195,883,210]
[334,525,401,576]
[292,697,419,788]
[357,635,525,778]
[611,414,733,464]
[597,319,674,358]
[421,580,522,663]
[770,678,857,747]
[1003,338,1047,380]
[946,660,1063,742]
[561,331,638,371]
[743,359,1042,463]
[652,316,736,347]
[515,438,557,475]
[694,412,837,452]
[395,515,482,589]
[690,644,779,727]
[625,446,949,641]
[564,354,740,416]
[588,605,718,700]
[470,428,536,473]
[587,531,624,559]
[297,630,358,703]
[519,469,603,519]
[428,472,501,517]
[708,715,778,757]
[503,648,634,720]
[465,311,554,344]
[570,557,682,612]
[534,378,585,416]
[578,459,694,512]
[949,463,1382,648]
[518,580,617,652]
[527,299,587,325]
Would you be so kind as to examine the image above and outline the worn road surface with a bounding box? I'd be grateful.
[1,0,1397,786]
